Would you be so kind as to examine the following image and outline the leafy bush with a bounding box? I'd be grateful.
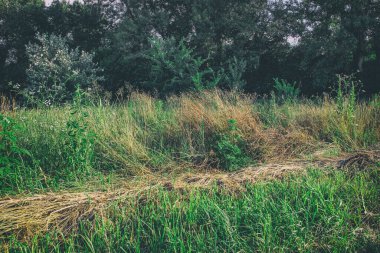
[22,33,104,106]
[144,37,221,94]
[273,78,300,102]
[213,119,251,171]
[223,57,247,90]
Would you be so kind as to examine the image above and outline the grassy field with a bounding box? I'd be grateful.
[1,88,380,252]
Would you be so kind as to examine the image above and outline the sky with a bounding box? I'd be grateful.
[45,0,78,6]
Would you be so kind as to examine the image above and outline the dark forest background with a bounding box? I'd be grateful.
[1,0,379,99]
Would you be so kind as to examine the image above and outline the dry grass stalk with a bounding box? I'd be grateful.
[0,95,16,114]
[2,151,375,242]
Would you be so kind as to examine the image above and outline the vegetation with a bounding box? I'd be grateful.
[0,0,379,252]
[1,169,379,252]
[1,0,380,96]
[21,33,104,107]
[0,81,379,187]
[0,85,379,251]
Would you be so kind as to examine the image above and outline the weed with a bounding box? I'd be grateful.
[0,114,29,169]
[65,86,96,177]
[332,75,366,149]
[273,78,300,103]
[0,113,45,193]
[213,119,251,171]
[336,74,358,119]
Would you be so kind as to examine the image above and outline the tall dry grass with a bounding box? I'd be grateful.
[0,95,16,113]
[10,89,380,179]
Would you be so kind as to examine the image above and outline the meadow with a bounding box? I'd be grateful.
[1,85,380,252]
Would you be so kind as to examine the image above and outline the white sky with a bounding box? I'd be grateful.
[45,0,78,6]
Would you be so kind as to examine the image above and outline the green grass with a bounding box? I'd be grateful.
[1,89,380,252]
[3,168,379,252]
[1,89,379,195]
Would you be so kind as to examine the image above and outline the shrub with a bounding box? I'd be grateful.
[22,33,104,107]
[144,37,221,94]
[213,119,251,171]
[223,57,247,90]
[273,78,300,102]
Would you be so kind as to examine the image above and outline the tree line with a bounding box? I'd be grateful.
[1,0,379,101]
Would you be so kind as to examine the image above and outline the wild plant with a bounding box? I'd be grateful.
[273,78,300,103]
[65,86,96,177]
[0,113,32,191]
[21,33,103,107]
[213,119,251,171]
[336,74,358,119]
[145,37,222,94]
[223,57,247,91]
[0,114,30,170]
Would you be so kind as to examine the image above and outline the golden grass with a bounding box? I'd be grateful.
[0,153,342,241]
[0,95,16,114]
[11,89,380,177]
[2,150,378,242]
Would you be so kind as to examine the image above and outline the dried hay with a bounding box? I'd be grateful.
[0,151,379,242]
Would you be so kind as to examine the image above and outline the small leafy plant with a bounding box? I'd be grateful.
[65,86,96,177]
[336,74,358,119]
[213,119,251,171]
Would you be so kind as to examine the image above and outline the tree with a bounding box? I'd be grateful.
[23,33,103,106]
[0,0,48,93]
[294,0,380,92]
[100,0,296,93]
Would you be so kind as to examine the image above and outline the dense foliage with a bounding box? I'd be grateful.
[22,33,103,106]
[0,0,379,97]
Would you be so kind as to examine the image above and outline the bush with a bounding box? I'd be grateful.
[223,57,247,90]
[22,33,104,107]
[213,119,251,171]
[144,37,221,95]
[273,78,300,102]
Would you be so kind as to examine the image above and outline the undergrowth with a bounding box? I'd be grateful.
[65,86,96,178]
[0,113,45,193]
[0,82,379,194]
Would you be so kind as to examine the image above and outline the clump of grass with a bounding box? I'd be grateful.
[0,113,46,194]
[291,77,379,150]
[3,168,379,252]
